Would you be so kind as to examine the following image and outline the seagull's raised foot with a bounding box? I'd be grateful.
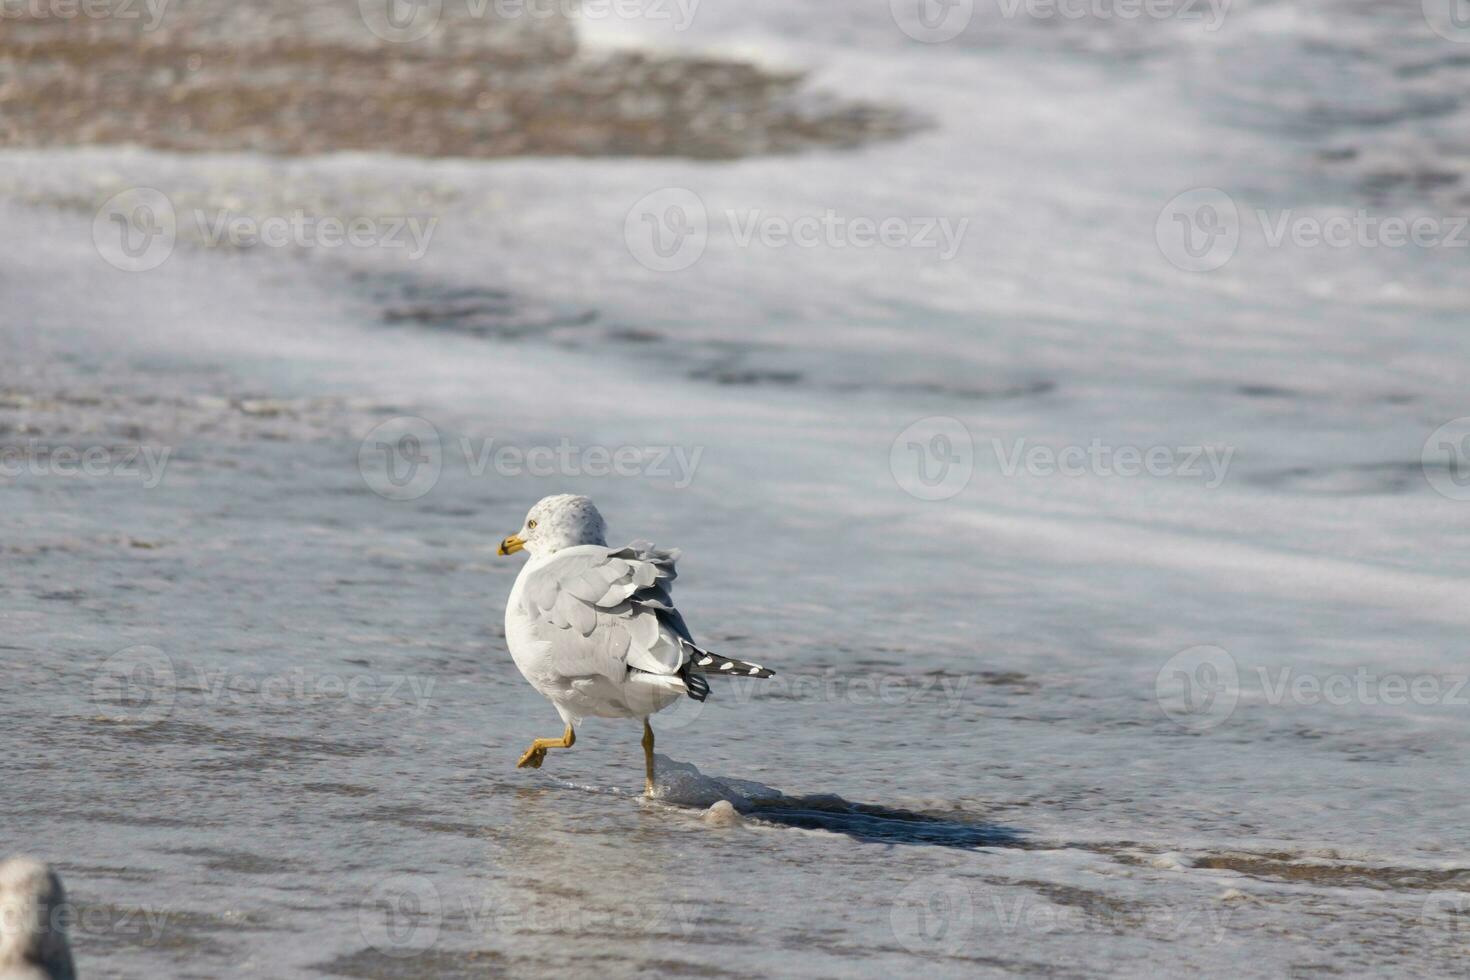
[516,725,575,769]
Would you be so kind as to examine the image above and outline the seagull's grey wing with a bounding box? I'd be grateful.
[517,541,692,683]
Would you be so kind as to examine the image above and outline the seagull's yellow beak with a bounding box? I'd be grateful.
[498,534,526,556]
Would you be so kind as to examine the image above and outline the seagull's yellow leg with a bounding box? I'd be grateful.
[642,719,656,796]
[517,725,575,769]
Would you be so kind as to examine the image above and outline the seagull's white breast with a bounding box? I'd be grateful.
[505,558,558,695]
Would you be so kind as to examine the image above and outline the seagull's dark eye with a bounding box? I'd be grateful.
[527,519,537,529]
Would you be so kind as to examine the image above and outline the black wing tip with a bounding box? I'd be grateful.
[689,654,775,680]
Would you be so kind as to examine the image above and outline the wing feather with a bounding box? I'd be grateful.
[518,542,697,684]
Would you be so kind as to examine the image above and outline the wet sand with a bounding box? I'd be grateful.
[0,0,915,158]
[3,194,1468,977]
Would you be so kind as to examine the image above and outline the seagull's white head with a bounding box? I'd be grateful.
[498,494,607,558]
[0,856,74,980]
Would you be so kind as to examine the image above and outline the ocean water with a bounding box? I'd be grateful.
[3,1,1470,976]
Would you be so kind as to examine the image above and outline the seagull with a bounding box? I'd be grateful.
[497,494,774,795]
[0,857,75,980]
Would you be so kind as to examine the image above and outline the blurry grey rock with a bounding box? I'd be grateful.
[0,858,75,980]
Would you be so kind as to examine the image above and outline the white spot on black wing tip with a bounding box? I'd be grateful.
[720,661,734,671]
[698,656,713,666]
[748,666,761,675]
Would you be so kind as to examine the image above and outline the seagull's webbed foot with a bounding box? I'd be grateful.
[516,724,575,770]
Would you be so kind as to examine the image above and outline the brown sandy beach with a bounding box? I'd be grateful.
[0,0,915,158]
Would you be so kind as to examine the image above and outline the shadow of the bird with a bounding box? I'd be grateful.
[737,796,1026,850]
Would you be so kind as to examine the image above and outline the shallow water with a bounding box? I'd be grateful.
[4,1,1470,976]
